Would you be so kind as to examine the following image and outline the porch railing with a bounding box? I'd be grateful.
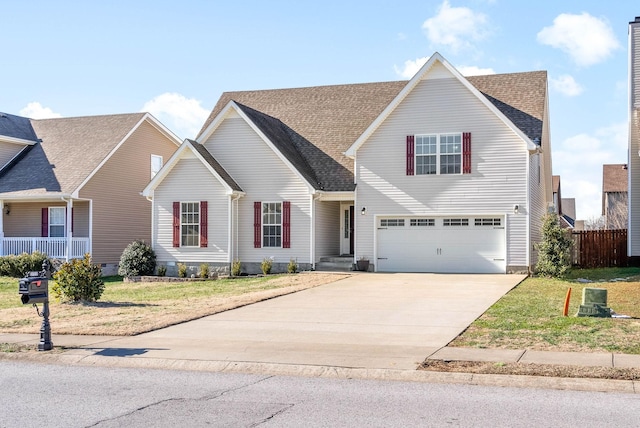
[2,237,90,260]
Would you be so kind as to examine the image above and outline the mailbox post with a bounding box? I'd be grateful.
[18,260,53,351]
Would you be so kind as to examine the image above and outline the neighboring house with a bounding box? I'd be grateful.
[143,52,553,274]
[0,112,181,273]
[602,164,628,230]
[561,198,577,229]
[552,175,575,229]
[629,17,640,263]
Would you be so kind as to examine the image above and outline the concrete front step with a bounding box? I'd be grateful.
[315,256,354,272]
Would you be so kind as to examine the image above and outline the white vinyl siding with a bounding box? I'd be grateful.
[154,155,228,263]
[314,200,340,261]
[356,69,529,270]
[632,22,640,109]
[629,21,640,255]
[203,116,311,264]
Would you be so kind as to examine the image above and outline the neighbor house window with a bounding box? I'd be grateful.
[181,202,200,247]
[49,207,65,237]
[151,154,163,178]
[262,202,282,247]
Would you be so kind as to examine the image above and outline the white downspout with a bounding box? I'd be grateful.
[88,200,93,258]
[146,195,154,250]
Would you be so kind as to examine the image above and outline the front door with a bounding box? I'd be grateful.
[340,204,354,255]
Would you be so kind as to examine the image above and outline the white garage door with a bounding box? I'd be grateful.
[376,216,506,273]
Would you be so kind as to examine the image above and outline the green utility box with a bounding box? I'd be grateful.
[577,287,611,318]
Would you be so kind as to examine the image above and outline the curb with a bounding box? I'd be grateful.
[1,350,636,395]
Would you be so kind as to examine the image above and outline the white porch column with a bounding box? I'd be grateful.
[66,199,73,261]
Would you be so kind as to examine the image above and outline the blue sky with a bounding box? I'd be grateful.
[1,1,638,220]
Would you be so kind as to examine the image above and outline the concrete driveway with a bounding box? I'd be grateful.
[70,273,525,370]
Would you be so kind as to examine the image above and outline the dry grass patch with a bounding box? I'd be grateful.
[450,268,640,354]
[0,272,349,336]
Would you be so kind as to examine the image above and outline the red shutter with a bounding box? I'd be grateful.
[282,201,291,248]
[406,135,415,175]
[463,132,471,174]
[41,208,48,237]
[254,202,262,248]
[200,201,208,248]
[172,202,180,247]
[71,208,74,234]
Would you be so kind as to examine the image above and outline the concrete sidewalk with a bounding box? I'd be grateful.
[3,332,640,369]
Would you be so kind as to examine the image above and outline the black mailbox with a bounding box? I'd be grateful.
[19,272,48,305]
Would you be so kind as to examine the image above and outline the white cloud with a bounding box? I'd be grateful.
[142,93,210,140]
[549,74,584,97]
[19,102,62,119]
[422,0,490,53]
[537,13,620,67]
[456,65,495,76]
[552,122,628,220]
[394,57,429,78]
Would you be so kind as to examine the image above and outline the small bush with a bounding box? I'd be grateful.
[231,259,241,276]
[157,265,167,277]
[287,258,298,274]
[535,213,573,278]
[177,263,187,278]
[52,254,104,302]
[200,263,209,279]
[261,257,273,275]
[0,252,50,278]
[118,240,156,277]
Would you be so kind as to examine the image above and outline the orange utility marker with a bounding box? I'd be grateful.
[563,287,572,316]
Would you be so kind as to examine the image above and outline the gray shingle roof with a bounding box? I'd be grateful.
[0,113,146,197]
[187,139,243,192]
[0,112,38,142]
[198,71,547,192]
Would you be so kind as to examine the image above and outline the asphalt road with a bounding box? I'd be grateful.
[1,360,639,427]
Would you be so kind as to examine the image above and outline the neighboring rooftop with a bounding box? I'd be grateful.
[0,113,146,196]
[603,164,628,193]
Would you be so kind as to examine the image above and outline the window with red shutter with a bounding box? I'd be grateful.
[172,202,180,247]
[406,135,415,176]
[200,201,208,248]
[282,201,291,248]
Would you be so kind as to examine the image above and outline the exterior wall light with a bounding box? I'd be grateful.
[361,207,366,215]
[513,204,519,214]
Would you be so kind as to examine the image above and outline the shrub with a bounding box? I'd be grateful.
[261,257,273,275]
[535,213,573,278]
[287,258,298,274]
[0,252,50,278]
[231,259,241,277]
[177,263,187,278]
[52,253,104,302]
[118,240,156,277]
[200,263,209,279]
[157,265,167,277]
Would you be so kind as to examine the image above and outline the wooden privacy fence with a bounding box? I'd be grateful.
[571,229,627,268]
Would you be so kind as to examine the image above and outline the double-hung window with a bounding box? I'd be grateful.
[253,201,291,249]
[151,154,163,178]
[262,202,282,247]
[408,132,470,175]
[415,134,461,175]
[48,207,66,237]
[181,202,200,247]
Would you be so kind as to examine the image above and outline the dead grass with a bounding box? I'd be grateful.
[0,272,349,336]
[420,360,640,381]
